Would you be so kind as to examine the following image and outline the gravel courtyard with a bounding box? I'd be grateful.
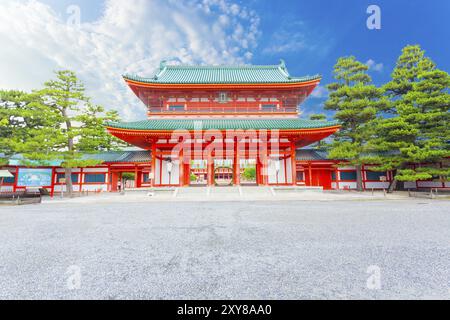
[0,199,449,299]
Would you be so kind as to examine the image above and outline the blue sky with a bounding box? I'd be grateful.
[1,0,449,119]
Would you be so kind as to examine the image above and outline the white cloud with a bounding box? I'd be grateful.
[0,0,260,120]
[366,59,384,72]
[310,85,328,99]
[262,19,333,57]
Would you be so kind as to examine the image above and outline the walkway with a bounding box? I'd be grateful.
[44,186,412,204]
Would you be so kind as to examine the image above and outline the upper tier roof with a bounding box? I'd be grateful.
[123,60,321,85]
[106,119,340,131]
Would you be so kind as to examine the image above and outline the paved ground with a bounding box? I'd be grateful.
[0,199,449,299]
[44,187,414,204]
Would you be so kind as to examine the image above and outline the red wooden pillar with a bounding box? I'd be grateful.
[184,163,190,186]
[234,137,240,186]
[137,170,142,188]
[110,172,119,192]
[179,148,184,187]
[261,152,269,186]
[134,165,138,189]
[308,162,312,186]
[13,166,18,192]
[290,141,297,186]
[151,144,156,187]
[335,167,340,190]
[50,167,56,197]
[79,168,84,192]
[107,164,112,192]
[362,164,366,191]
[256,161,260,185]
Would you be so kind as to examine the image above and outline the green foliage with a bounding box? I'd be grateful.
[76,105,127,152]
[122,172,135,181]
[325,56,387,190]
[242,167,256,180]
[365,45,450,182]
[1,70,128,195]
[308,114,328,148]
[190,173,197,182]
[309,114,327,121]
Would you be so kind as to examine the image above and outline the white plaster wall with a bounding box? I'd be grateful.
[267,160,277,184]
[83,168,108,173]
[81,184,108,192]
[55,168,81,173]
[53,185,81,192]
[0,186,13,192]
[285,157,293,184]
[267,157,293,184]
[338,166,356,171]
[155,159,161,185]
[338,182,357,189]
[156,159,180,185]
[53,184,107,192]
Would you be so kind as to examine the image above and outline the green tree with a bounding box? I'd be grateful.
[3,71,125,196]
[76,105,127,152]
[325,56,387,191]
[242,167,256,181]
[1,90,62,163]
[309,114,328,148]
[309,114,327,121]
[365,45,450,191]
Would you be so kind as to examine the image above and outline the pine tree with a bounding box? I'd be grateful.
[309,114,327,121]
[309,114,328,148]
[2,71,125,196]
[1,90,62,163]
[324,56,387,191]
[76,105,128,152]
[365,45,450,191]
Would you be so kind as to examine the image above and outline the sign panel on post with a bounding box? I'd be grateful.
[17,168,53,187]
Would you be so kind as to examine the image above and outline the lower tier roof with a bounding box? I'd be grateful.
[106,119,340,131]
[2,149,333,166]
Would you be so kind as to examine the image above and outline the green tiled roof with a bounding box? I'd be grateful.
[296,149,329,161]
[2,150,344,166]
[6,154,64,166]
[106,119,340,131]
[124,60,321,84]
[82,151,151,163]
[2,152,153,166]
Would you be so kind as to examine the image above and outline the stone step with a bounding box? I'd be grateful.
[273,186,323,193]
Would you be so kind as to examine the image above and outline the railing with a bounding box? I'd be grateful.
[148,104,298,114]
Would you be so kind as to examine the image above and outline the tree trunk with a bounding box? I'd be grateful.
[64,167,73,197]
[388,178,398,193]
[388,165,406,193]
[355,164,364,192]
[61,107,74,197]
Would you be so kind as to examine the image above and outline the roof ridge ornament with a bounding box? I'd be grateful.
[160,59,168,71]
[278,59,290,78]
[154,59,169,79]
